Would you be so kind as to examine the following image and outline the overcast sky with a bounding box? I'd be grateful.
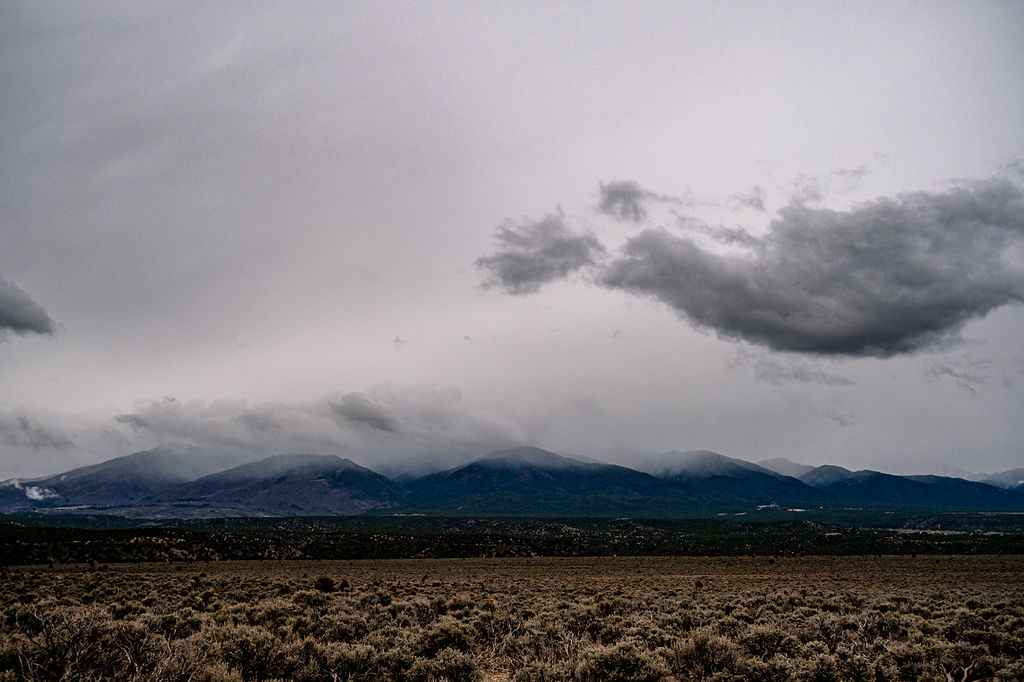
[2,1,1023,478]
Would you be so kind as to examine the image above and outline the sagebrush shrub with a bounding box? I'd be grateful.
[416,616,475,657]
[408,647,482,682]
[1,556,1022,681]
[211,624,282,681]
[663,628,739,679]
[574,640,669,682]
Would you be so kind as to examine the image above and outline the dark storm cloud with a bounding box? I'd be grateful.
[926,356,992,396]
[730,186,767,212]
[329,393,400,433]
[600,177,1024,356]
[0,278,55,337]
[0,415,75,451]
[597,180,686,222]
[476,214,605,294]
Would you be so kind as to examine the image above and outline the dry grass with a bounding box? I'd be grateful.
[2,556,1022,680]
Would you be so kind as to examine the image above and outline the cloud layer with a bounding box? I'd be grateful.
[110,386,522,475]
[0,415,75,452]
[481,175,1024,357]
[330,393,401,433]
[0,277,55,337]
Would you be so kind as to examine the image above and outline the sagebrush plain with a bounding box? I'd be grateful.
[2,555,1022,681]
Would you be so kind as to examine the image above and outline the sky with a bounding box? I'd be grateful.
[2,1,1024,478]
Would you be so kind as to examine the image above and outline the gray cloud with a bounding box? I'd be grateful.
[730,186,767,212]
[0,277,55,337]
[785,166,872,204]
[676,214,760,248]
[597,180,686,222]
[926,356,993,395]
[834,165,870,181]
[731,349,854,387]
[600,176,1024,356]
[813,404,856,428]
[1003,158,1024,179]
[330,393,400,433]
[788,174,825,203]
[476,214,605,294]
[114,414,150,431]
[0,414,75,451]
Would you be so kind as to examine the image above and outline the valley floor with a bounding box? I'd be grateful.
[2,555,1023,680]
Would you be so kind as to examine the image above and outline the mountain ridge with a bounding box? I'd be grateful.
[2,445,1021,518]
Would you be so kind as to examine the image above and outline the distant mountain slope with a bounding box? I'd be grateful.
[3,445,1022,517]
[818,471,1023,510]
[167,454,401,515]
[401,447,680,515]
[648,451,823,506]
[644,450,780,478]
[799,465,857,487]
[759,457,815,478]
[0,447,251,510]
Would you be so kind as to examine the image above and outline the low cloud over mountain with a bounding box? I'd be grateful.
[108,386,521,475]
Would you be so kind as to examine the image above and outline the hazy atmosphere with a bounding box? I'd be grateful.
[3,1,1024,479]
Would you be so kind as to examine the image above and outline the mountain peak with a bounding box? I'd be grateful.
[475,447,590,470]
[196,453,360,483]
[799,464,857,487]
[759,457,815,478]
[648,450,777,478]
[164,453,399,516]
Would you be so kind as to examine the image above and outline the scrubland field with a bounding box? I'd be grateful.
[1,556,1022,681]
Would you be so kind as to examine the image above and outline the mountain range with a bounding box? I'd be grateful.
[1,447,1022,518]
